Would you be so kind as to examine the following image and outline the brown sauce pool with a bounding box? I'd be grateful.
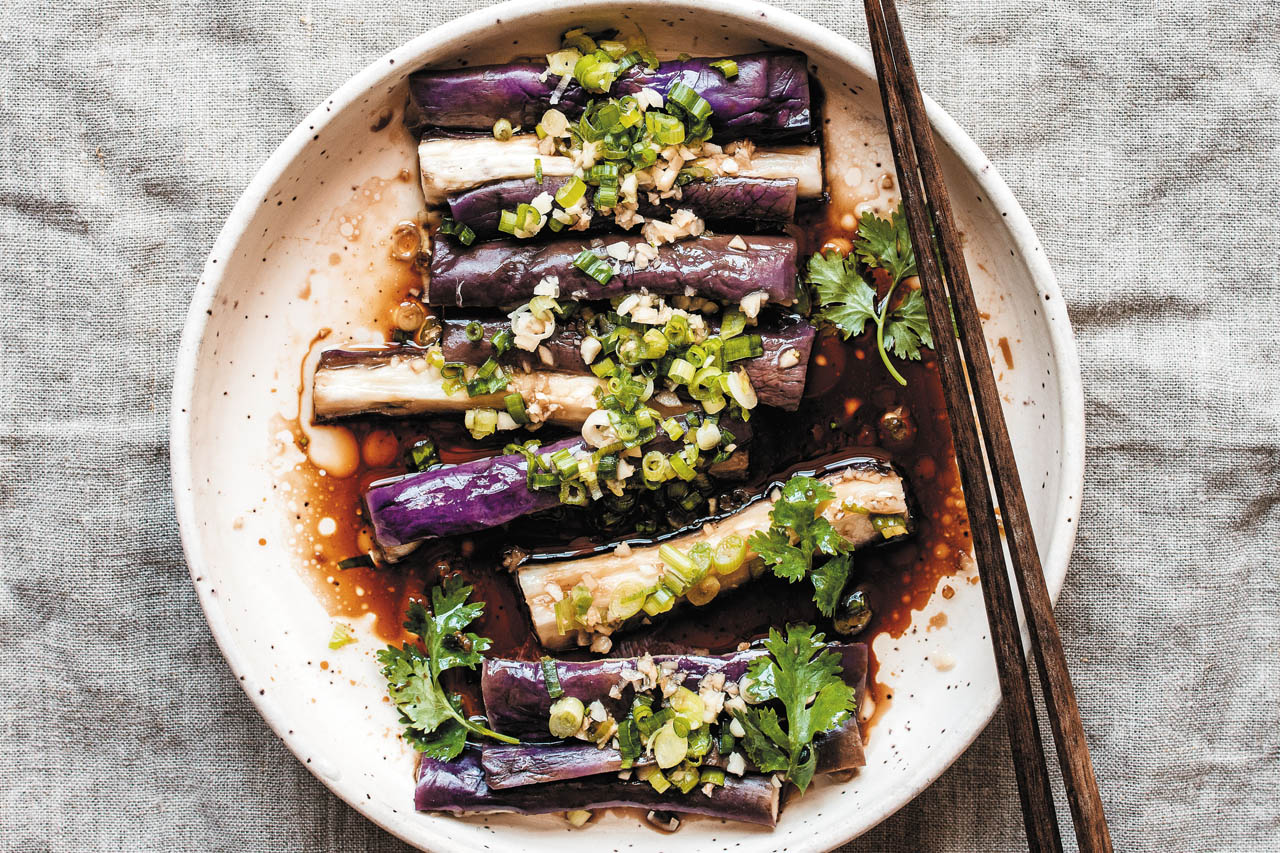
[285,196,971,731]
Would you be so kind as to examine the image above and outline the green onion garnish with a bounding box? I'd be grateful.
[639,328,668,360]
[328,623,357,649]
[555,175,588,208]
[464,321,484,342]
[710,59,739,79]
[492,117,514,141]
[590,356,618,378]
[644,112,685,146]
[491,328,514,356]
[663,314,691,346]
[464,407,499,438]
[572,249,614,285]
[409,438,439,471]
[617,95,643,127]
[560,481,588,506]
[504,392,529,424]
[540,656,564,699]
[667,82,713,121]
[534,158,543,184]
[596,453,618,479]
[529,471,559,490]
[574,52,619,94]
[667,358,695,385]
[438,216,476,246]
[720,308,747,339]
[497,209,518,235]
[561,27,596,54]
[593,183,618,210]
[723,333,763,362]
[585,162,620,185]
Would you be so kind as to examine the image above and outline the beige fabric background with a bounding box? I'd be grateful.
[0,1,1276,850]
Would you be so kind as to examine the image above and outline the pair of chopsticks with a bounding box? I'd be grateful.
[859,2,1112,851]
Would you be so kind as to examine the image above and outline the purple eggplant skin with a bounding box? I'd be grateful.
[364,438,578,559]
[481,644,867,739]
[405,52,811,143]
[428,234,798,308]
[442,314,816,410]
[447,175,799,239]
[416,747,781,826]
[364,415,753,559]
[441,314,589,375]
[480,741,648,789]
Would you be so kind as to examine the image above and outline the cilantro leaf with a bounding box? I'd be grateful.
[808,251,877,340]
[809,203,935,386]
[732,624,858,792]
[734,705,790,773]
[855,207,916,284]
[810,555,852,618]
[749,475,853,610]
[883,287,934,361]
[747,527,811,582]
[378,576,518,758]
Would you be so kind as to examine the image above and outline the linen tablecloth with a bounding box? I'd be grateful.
[1,1,1276,850]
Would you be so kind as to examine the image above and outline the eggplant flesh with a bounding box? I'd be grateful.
[312,347,622,427]
[481,645,868,739]
[416,747,781,826]
[364,416,752,562]
[416,136,823,205]
[427,233,798,308]
[517,452,911,650]
[441,313,816,411]
[448,175,798,239]
[405,51,812,144]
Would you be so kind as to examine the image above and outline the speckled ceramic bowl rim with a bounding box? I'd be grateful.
[171,0,1085,849]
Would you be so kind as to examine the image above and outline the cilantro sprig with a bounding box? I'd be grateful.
[732,624,858,792]
[377,577,518,760]
[747,476,853,617]
[809,203,933,386]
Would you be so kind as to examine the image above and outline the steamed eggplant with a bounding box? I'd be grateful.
[415,746,781,826]
[312,347,621,426]
[441,314,817,410]
[447,175,798,239]
[405,52,812,143]
[365,417,753,561]
[479,716,865,790]
[427,234,799,308]
[365,437,576,561]
[517,452,912,649]
[480,645,867,738]
[416,135,823,206]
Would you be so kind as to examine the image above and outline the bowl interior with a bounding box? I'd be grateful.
[172,2,1082,851]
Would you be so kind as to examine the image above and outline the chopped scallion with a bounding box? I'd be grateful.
[710,59,739,79]
[555,175,588,207]
[667,82,713,121]
[504,392,529,424]
[572,249,615,285]
[438,216,476,246]
[540,656,564,699]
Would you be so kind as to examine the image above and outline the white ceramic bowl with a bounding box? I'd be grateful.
[171,1,1084,850]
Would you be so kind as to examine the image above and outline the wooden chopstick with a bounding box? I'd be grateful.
[860,1,1113,851]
